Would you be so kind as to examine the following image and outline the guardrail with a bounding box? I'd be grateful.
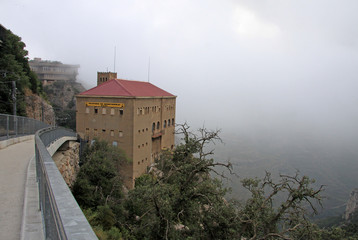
[0,113,49,139]
[35,127,97,239]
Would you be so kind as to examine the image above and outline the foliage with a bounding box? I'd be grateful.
[237,171,324,239]
[0,27,42,115]
[55,109,76,130]
[319,212,358,240]
[73,139,132,239]
[73,124,336,240]
[73,139,128,209]
[124,124,239,239]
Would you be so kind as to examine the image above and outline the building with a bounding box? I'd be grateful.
[76,72,176,188]
[29,58,80,85]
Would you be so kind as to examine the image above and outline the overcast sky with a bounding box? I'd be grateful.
[2,0,358,134]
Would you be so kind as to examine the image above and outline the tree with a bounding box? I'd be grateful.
[124,124,240,239]
[0,26,42,115]
[73,124,326,239]
[73,139,128,210]
[237,171,324,240]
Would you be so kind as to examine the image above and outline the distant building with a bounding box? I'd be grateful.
[29,58,80,85]
[76,72,176,189]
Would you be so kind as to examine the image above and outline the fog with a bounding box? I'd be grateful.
[3,0,358,134]
[3,0,358,215]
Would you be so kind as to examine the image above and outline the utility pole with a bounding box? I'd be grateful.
[12,80,16,116]
[12,80,17,136]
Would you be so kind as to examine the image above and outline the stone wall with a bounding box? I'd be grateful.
[52,141,80,188]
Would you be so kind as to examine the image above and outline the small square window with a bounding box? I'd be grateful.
[119,109,124,115]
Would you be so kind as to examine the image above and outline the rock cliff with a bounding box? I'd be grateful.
[344,188,358,221]
[24,88,55,125]
[52,141,80,188]
[43,80,85,110]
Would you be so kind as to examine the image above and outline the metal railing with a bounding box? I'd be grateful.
[35,127,97,239]
[0,113,49,139]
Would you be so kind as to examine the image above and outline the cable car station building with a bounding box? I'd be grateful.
[76,72,176,188]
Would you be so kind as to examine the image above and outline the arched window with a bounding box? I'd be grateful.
[152,122,155,132]
[168,119,171,126]
[157,121,160,129]
[172,118,175,126]
[164,120,167,128]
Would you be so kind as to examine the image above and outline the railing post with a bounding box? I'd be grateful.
[14,116,17,137]
[6,115,9,139]
[22,117,25,135]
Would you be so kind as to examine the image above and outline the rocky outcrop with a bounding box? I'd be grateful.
[52,141,80,188]
[43,80,86,110]
[344,188,358,221]
[24,88,55,125]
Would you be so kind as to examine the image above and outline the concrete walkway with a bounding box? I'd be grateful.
[0,137,39,240]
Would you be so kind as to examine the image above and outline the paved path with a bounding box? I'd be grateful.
[0,137,34,240]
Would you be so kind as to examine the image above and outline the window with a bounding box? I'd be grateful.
[94,108,98,114]
[157,121,160,129]
[85,128,89,135]
[152,122,155,132]
[172,118,174,125]
[94,129,98,136]
[85,107,90,113]
[102,129,106,133]
[112,141,118,147]
[119,109,124,115]
[110,130,114,137]
[110,108,115,115]
[168,119,171,127]
[164,120,167,128]
[102,108,106,114]
[119,131,123,137]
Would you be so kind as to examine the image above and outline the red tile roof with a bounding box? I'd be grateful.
[79,79,175,97]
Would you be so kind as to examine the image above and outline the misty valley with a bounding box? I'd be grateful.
[212,123,358,220]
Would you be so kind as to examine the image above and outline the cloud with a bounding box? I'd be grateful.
[233,5,280,39]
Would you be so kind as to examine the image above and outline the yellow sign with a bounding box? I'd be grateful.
[86,102,125,108]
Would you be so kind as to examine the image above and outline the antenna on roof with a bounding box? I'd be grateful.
[114,46,116,73]
[147,56,150,82]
